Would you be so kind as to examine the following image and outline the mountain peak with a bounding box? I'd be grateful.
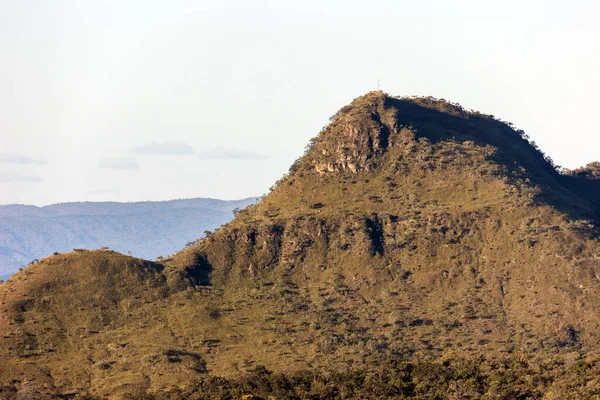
[289,92,555,189]
[3,92,600,398]
[308,91,396,174]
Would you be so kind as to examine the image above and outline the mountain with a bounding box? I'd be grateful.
[2,91,600,399]
[0,198,257,276]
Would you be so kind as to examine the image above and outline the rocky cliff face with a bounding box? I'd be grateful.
[305,92,552,179]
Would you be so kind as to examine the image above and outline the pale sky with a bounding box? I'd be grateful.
[1,0,599,205]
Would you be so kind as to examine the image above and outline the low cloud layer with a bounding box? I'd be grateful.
[98,158,139,170]
[0,153,47,165]
[130,141,267,160]
[196,145,267,160]
[130,141,195,156]
[0,172,42,183]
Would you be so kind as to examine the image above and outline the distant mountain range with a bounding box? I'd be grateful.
[0,197,256,276]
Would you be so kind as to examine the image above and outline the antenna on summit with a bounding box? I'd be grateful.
[377,78,381,91]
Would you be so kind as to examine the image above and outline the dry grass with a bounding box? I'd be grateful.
[2,92,600,398]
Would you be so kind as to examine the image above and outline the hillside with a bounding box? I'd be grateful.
[0,198,256,276]
[2,92,600,398]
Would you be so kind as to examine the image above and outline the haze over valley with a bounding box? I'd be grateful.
[0,197,256,277]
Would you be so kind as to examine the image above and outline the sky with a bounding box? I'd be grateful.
[0,0,599,205]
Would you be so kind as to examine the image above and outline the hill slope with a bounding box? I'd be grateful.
[2,92,600,398]
[0,198,256,276]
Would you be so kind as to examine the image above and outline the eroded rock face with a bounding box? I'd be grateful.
[312,92,399,174]
[204,211,476,278]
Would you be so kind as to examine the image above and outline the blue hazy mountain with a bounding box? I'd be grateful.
[0,197,256,276]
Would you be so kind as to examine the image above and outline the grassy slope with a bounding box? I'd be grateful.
[169,92,600,384]
[1,92,600,398]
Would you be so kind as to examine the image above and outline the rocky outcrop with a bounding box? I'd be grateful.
[312,92,398,174]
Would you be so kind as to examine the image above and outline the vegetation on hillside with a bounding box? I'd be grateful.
[116,355,600,399]
[2,92,600,399]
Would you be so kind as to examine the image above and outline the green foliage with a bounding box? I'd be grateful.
[117,355,600,399]
[565,161,600,180]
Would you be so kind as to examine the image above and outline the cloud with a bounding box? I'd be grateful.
[130,141,267,160]
[0,153,47,165]
[130,141,196,156]
[196,145,267,160]
[98,158,139,170]
[0,172,42,183]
